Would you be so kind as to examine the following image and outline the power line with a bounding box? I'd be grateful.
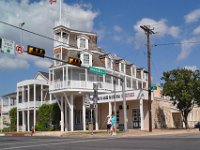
[0,20,77,49]
[153,40,200,47]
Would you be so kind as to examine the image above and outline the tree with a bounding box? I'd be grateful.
[35,103,60,131]
[161,68,200,129]
[35,104,51,131]
[9,107,17,131]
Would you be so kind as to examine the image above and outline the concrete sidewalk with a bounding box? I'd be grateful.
[33,128,200,137]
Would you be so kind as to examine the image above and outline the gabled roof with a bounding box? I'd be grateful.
[35,71,49,81]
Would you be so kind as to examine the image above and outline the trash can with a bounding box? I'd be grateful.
[118,124,124,131]
[88,122,93,132]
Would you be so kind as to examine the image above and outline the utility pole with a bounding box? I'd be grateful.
[140,25,155,132]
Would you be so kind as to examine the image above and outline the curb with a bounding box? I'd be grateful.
[0,134,5,136]
[5,133,32,136]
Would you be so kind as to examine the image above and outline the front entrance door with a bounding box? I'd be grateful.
[132,109,141,128]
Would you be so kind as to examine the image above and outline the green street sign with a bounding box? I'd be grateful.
[88,66,106,75]
[150,85,157,91]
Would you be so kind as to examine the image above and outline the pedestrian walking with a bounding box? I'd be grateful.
[111,112,117,136]
[106,115,112,134]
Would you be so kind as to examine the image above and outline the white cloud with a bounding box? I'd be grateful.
[0,0,98,69]
[34,59,52,68]
[193,26,200,35]
[184,65,198,71]
[184,9,200,23]
[177,38,197,62]
[0,55,29,70]
[133,18,180,49]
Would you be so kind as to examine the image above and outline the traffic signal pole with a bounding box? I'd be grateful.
[140,25,155,132]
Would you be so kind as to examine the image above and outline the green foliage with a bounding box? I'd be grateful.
[36,104,51,131]
[161,68,200,129]
[36,103,60,131]
[9,107,17,131]
[2,127,10,132]
[50,103,61,130]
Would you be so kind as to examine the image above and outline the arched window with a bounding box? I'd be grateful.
[77,35,89,49]
[80,52,92,66]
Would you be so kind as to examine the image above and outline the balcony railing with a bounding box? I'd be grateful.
[2,105,16,113]
[54,37,68,48]
[17,100,56,110]
[50,80,126,92]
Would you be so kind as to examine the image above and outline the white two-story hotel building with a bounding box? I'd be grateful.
[1,21,152,132]
[48,21,150,132]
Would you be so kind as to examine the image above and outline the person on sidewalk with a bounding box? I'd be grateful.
[111,112,117,136]
[106,115,112,134]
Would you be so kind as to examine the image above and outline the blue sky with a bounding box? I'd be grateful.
[0,0,200,96]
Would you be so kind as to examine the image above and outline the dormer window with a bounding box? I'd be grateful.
[83,54,89,64]
[80,38,86,48]
[131,66,136,77]
[77,35,89,49]
[54,53,61,66]
[54,31,69,48]
[120,63,125,73]
[106,57,112,69]
[80,52,92,66]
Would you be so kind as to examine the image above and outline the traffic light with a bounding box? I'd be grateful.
[68,57,82,66]
[27,45,45,57]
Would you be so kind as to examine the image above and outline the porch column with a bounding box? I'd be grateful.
[41,85,43,105]
[109,102,112,116]
[85,68,88,87]
[61,96,64,132]
[50,93,52,104]
[17,87,19,132]
[66,66,68,87]
[27,85,30,131]
[8,97,11,124]
[65,99,68,131]
[63,67,65,88]
[95,105,99,130]
[33,84,36,128]
[22,86,24,103]
[140,96,144,130]
[82,96,86,131]
[22,111,25,131]
[136,80,139,89]
[70,95,74,131]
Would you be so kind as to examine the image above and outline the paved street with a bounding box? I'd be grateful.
[1,133,200,150]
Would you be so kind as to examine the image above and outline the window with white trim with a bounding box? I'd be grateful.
[121,63,125,73]
[81,53,92,66]
[107,58,112,69]
[54,53,61,66]
[77,36,88,49]
[80,38,86,48]
[83,54,89,65]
